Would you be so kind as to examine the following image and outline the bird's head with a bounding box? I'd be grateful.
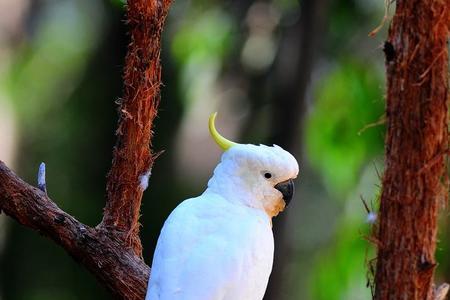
[207,113,299,217]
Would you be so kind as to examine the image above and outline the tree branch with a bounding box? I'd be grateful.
[0,0,173,298]
[101,0,172,255]
[0,161,149,299]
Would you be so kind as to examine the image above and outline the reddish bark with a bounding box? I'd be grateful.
[101,0,171,256]
[0,162,149,299]
[0,0,172,298]
[374,0,449,299]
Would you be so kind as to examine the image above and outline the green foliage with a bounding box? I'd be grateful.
[110,0,126,8]
[309,162,381,300]
[305,60,384,197]
[273,0,300,12]
[310,220,372,300]
[7,1,104,126]
[171,9,234,65]
[169,7,235,109]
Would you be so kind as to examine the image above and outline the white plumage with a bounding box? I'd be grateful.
[146,133,298,300]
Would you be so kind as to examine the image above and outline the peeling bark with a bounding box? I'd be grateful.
[374,0,449,299]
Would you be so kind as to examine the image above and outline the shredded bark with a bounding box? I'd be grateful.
[101,0,171,256]
[374,0,449,299]
[0,1,172,298]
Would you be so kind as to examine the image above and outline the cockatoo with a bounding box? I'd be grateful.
[145,112,299,300]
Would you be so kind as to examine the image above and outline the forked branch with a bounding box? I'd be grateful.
[0,161,149,299]
[0,0,172,299]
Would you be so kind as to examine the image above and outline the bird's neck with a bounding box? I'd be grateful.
[206,170,264,211]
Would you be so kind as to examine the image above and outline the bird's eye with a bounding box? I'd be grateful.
[264,172,272,179]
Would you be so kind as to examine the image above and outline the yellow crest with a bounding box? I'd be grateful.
[208,112,238,151]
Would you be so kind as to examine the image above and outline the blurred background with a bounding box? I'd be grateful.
[1,0,444,299]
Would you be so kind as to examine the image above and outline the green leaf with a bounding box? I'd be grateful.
[305,59,384,197]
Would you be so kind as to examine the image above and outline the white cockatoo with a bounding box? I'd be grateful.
[145,112,299,300]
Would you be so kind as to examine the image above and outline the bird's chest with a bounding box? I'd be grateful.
[221,215,274,299]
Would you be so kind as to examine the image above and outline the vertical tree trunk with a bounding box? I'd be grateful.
[374,1,449,299]
[101,0,171,256]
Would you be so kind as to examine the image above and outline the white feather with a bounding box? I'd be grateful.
[146,143,299,300]
[139,169,152,191]
[146,192,273,300]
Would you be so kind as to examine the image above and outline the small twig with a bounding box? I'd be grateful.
[368,0,394,37]
[361,195,371,213]
[37,162,47,194]
[373,161,382,180]
[361,195,378,224]
[358,114,386,136]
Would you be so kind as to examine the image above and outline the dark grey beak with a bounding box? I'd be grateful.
[274,179,295,206]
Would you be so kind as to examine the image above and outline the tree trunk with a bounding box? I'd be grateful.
[374,1,449,299]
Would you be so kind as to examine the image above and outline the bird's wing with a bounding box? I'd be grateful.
[146,194,261,300]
